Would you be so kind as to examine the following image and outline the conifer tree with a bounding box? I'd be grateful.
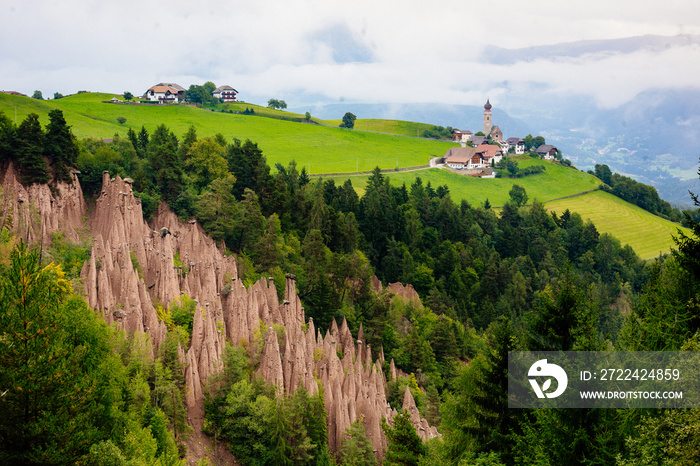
[340,419,377,466]
[147,124,183,204]
[0,111,15,165]
[382,411,425,466]
[674,162,700,281]
[14,113,49,185]
[127,127,139,155]
[44,109,79,183]
[137,125,149,157]
[441,317,521,464]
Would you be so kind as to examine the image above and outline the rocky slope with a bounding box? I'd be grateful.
[0,162,86,245]
[10,168,439,463]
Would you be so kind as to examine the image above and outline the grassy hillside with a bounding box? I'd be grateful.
[0,92,457,174]
[546,190,688,259]
[325,118,443,137]
[326,157,601,203]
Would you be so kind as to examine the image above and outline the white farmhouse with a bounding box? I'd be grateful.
[144,83,185,103]
[213,85,238,102]
[506,137,525,155]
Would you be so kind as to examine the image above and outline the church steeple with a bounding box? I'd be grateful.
[483,99,492,136]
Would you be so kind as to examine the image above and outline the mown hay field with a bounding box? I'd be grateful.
[545,190,688,259]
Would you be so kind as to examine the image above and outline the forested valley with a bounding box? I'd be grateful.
[1,110,699,465]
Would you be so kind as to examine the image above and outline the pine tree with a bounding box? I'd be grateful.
[673,162,700,281]
[382,411,425,466]
[127,127,139,155]
[0,111,15,165]
[44,109,79,183]
[178,124,198,162]
[137,125,149,157]
[147,124,183,204]
[527,267,601,352]
[14,113,49,185]
[340,419,377,466]
[271,402,293,466]
[441,317,522,464]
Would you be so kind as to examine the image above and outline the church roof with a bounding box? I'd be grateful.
[484,99,492,110]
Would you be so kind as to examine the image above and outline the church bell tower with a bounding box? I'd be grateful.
[483,99,492,136]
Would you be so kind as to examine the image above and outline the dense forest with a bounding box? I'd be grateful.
[1,110,699,465]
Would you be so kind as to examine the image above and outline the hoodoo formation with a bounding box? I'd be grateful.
[3,165,438,460]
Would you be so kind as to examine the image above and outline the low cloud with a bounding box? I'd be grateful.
[2,0,700,113]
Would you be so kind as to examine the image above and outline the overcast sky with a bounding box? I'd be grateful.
[2,0,700,112]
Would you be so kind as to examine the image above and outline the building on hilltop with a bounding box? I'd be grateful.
[477,142,504,165]
[144,83,185,103]
[506,137,525,155]
[213,85,238,102]
[444,143,503,170]
[454,99,529,159]
[490,124,503,142]
[453,129,473,143]
[536,144,558,160]
[444,147,478,169]
[1,90,27,97]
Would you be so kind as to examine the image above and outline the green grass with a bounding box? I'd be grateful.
[325,157,601,206]
[0,92,458,174]
[214,102,322,123]
[545,190,689,259]
[325,118,444,138]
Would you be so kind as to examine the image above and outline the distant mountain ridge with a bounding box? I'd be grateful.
[480,34,700,64]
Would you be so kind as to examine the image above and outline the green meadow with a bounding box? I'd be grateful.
[325,156,601,204]
[0,92,457,174]
[546,190,689,259]
[326,118,442,138]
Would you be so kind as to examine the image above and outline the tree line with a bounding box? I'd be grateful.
[591,163,687,222]
[0,110,79,185]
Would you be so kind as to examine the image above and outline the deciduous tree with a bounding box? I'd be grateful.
[267,99,288,110]
[340,112,357,129]
[185,136,228,190]
[508,184,528,206]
